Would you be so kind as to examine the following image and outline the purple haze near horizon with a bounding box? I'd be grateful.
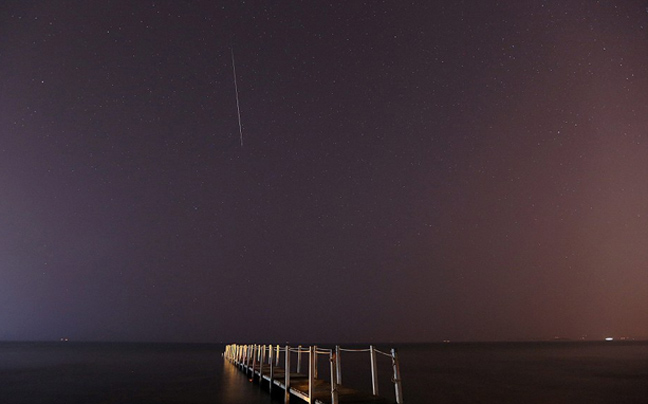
[1,1,647,343]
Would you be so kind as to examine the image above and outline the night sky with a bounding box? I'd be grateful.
[1,1,647,343]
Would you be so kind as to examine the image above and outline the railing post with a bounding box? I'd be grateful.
[240,345,244,368]
[252,345,257,379]
[313,345,318,379]
[269,345,274,394]
[308,346,315,402]
[392,348,404,404]
[370,345,379,396]
[284,345,291,404]
[276,345,280,366]
[241,345,245,370]
[329,351,339,404]
[297,345,302,373]
[260,345,266,388]
[335,345,342,385]
[247,345,252,373]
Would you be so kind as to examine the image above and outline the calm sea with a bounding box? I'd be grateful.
[0,341,646,403]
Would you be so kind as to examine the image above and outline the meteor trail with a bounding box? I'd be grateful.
[231,48,243,147]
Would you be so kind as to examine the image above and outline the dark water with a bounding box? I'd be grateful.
[0,341,646,404]
[0,342,272,404]
[395,342,648,404]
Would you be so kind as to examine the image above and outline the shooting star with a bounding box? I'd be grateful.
[231,48,243,147]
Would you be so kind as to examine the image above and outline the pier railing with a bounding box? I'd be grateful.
[224,343,403,404]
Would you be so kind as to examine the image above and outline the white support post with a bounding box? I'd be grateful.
[335,345,342,385]
[313,345,318,379]
[260,345,266,388]
[308,346,316,403]
[297,345,302,373]
[240,345,244,368]
[269,345,274,394]
[252,345,257,379]
[392,348,404,404]
[329,351,339,404]
[370,345,379,396]
[247,345,252,372]
[276,345,280,366]
[284,345,291,404]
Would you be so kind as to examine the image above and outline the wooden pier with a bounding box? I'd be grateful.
[224,344,404,404]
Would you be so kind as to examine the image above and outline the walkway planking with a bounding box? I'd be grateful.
[247,362,390,404]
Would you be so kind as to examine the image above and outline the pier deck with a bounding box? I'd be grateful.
[254,364,388,404]
[225,344,402,404]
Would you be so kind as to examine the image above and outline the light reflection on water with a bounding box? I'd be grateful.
[219,357,280,404]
